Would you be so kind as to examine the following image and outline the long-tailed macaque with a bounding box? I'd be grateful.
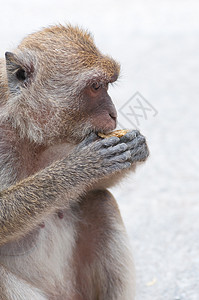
[0,25,149,299]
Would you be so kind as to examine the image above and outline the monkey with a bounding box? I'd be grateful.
[0,25,149,300]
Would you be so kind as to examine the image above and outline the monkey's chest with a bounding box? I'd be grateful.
[0,210,68,257]
[0,227,40,257]
[0,208,78,294]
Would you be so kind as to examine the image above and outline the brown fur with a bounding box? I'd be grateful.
[0,25,149,299]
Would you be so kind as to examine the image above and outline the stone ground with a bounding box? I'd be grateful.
[0,1,199,299]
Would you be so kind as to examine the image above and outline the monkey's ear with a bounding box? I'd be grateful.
[5,52,34,94]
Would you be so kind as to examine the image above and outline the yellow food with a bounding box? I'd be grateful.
[98,129,129,138]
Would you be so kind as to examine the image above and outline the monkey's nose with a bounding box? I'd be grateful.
[109,108,117,122]
[109,113,117,122]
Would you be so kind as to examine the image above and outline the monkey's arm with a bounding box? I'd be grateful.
[0,134,131,246]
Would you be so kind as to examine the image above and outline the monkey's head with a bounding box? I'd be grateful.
[3,25,120,145]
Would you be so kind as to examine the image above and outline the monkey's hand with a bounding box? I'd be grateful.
[80,130,149,189]
[71,130,149,184]
[71,133,132,180]
[119,130,149,164]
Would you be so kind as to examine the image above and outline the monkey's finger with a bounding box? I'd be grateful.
[120,130,140,143]
[107,150,131,163]
[130,144,146,156]
[100,143,128,156]
[126,135,146,150]
[100,136,120,147]
[80,132,98,147]
[93,136,120,151]
[129,144,149,162]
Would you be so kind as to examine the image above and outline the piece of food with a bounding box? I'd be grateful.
[98,129,129,138]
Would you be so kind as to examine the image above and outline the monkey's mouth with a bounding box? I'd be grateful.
[99,119,117,134]
[92,113,117,135]
[76,113,117,142]
[95,123,117,136]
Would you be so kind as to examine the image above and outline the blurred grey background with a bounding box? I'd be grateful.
[0,1,199,299]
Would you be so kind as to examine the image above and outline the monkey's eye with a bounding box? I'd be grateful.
[91,82,102,91]
[16,68,27,81]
